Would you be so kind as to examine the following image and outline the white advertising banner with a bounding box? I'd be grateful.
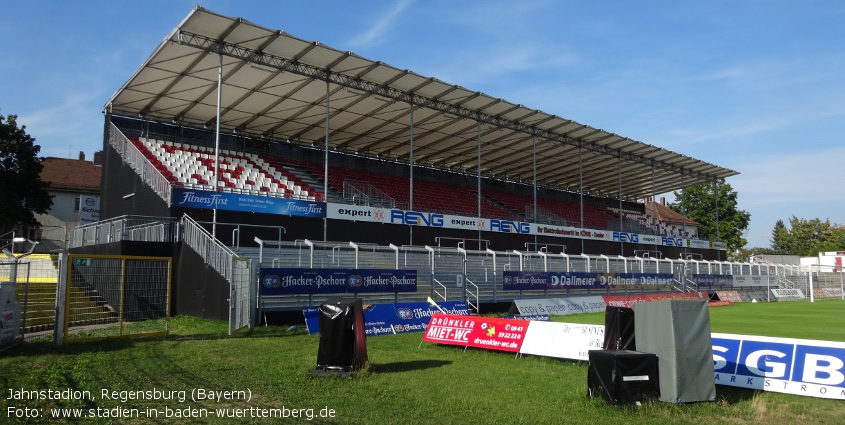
[519,321,605,361]
[510,296,607,316]
[712,333,845,400]
[733,275,772,287]
[771,288,806,300]
[79,195,101,224]
[325,203,722,248]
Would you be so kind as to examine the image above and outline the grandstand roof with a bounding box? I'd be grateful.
[105,6,738,201]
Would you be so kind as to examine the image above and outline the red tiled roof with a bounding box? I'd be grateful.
[40,157,101,191]
[644,199,700,226]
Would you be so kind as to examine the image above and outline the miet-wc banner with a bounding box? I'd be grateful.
[259,268,417,295]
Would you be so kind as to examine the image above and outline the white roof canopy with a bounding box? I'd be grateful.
[106,6,738,201]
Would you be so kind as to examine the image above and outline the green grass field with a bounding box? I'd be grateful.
[1,300,844,424]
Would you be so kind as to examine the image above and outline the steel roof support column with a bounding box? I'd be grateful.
[533,134,537,246]
[477,121,482,249]
[714,180,721,261]
[579,145,584,254]
[323,78,330,242]
[409,101,414,245]
[618,156,623,255]
[651,167,657,234]
[212,49,222,239]
[681,173,687,257]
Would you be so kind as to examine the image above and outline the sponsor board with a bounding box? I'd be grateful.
[303,301,470,336]
[715,291,743,302]
[602,291,708,308]
[693,274,734,290]
[260,268,416,295]
[733,275,773,287]
[823,288,844,298]
[423,314,528,352]
[79,195,101,224]
[712,333,845,400]
[502,271,673,291]
[172,188,325,217]
[771,288,806,300]
[501,314,551,321]
[510,296,607,316]
[0,303,22,343]
[519,321,604,361]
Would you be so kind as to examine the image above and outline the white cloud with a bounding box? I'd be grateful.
[348,0,413,48]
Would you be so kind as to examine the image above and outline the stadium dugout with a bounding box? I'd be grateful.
[71,6,769,321]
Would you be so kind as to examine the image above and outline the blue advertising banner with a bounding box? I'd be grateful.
[171,188,325,218]
[260,268,417,295]
[693,274,734,289]
[303,301,470,336]
[502,271,674,291]
[712,333,845,400]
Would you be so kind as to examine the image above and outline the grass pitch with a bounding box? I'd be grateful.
[1,300,844,424]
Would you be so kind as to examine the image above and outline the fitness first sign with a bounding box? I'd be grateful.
[712,333,845,400]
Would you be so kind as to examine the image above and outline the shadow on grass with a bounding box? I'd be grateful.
[715,384,761,403]
[370,359,452,374]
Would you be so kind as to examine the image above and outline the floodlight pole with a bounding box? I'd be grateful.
[409,101,414,245]
[323,78,330,242]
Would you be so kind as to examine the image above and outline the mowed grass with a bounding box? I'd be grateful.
[0,301,843,424]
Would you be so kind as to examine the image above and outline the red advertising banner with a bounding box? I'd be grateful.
[423,314,528,353]
[601,291,708,308]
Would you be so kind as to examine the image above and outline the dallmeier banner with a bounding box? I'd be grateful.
[172,188,325,217]
[259,268,417,295]
[502,271,673,291]
[713,333,845,400]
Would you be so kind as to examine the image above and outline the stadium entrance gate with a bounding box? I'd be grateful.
[57,254,172,344]
[0,253,60,353]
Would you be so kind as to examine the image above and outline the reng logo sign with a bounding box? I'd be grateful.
[390,210,444,227]
[612,232,639,243]
[712,334,845,400]
[490,219,530,234]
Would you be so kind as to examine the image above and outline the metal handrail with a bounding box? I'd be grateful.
[433,278,447,302]
[465,278,480,313]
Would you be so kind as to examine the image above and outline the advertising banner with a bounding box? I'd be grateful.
[771,288,806,300]
[509,296,607,316]
[712,333,845,400]
[519,321,604,361]
[733,275,772,287]
[601,291,708,308]
[78,195,100,224]
[303,301,470,336]
[502,271,673,291]
[423,314,528,353]
[692,274,734,290]
[714,291,743,302]
[260,268,417,295]
[172,188,325,217]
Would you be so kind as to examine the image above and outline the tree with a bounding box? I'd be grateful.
[770,216,845,256]
[770,219,789,252]
[669,181,750,252]
[0,113,53,235]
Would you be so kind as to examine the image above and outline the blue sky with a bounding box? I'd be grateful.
[3,1,844,249]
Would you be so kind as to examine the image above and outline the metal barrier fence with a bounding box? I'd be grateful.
[61,254,171,343]
[69,215,181,248]
[1,254,60,352]
[108,122,172,203]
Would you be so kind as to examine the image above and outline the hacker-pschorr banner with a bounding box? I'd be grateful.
[259,268,417,295]
[712,333,845,400]
[502,271,673,291]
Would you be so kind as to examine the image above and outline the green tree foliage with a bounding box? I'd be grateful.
[669,182,750,252]
[769,216,845,256]
[0,113,53,232]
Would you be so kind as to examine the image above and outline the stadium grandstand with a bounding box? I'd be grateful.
[45,6,838,330]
